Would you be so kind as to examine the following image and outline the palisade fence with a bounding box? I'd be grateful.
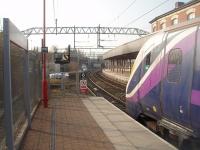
[0,18,41,150]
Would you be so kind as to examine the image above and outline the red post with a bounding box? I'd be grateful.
[42,52,48,107]
[42,0,48,108]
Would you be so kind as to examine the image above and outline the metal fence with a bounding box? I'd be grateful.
[0,18,41,150]
[29,51,41,110]
[0,25,5,149]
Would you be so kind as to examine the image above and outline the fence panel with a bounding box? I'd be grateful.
[0,19,6,149]
[10,42,27,140]
[29,51,41,110]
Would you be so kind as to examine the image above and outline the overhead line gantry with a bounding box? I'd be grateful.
[22,26,149,49]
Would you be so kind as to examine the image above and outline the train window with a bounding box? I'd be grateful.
[150,45,162,64]
[167,48,182,83]
[144,53,151,72]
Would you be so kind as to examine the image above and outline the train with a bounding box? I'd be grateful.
[126,18,200,147]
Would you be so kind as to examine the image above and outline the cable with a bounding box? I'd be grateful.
[107,0,137,26]
[117,0,137,19]
[125,0,169,27]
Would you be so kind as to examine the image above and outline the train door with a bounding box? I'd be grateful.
[161,26,197,126]
[138,32,165,119]
[191,25,200,131]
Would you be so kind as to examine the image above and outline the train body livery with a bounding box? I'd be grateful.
[126,19,200,140]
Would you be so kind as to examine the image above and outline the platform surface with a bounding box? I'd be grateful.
[102,69,130,84]
[21,90,176,150]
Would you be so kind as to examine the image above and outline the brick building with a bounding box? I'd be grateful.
[150,0,200,32]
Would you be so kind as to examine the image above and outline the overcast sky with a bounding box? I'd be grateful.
[0,0,190,53]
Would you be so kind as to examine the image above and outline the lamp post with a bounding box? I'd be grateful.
[42,0,48,107]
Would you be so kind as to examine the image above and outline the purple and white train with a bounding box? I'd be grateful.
[126,18,200,145]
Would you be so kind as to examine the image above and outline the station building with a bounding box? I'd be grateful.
[150,0,200,32]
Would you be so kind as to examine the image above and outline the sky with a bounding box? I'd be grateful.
[0,0,191,55]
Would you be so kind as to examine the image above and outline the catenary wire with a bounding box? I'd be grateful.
[125,0,169,27]
[107,0,137,26]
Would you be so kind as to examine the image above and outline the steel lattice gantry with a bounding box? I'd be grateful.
[22,26,149,36]
[22,26,149,49]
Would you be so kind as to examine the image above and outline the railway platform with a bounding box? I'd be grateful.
[102,69,130,84]
[21,89,176,150]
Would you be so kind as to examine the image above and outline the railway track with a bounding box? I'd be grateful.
[87,71,126,111]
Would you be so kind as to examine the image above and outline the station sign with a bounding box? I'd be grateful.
[42,47,48,53]
[80,79,88,94]
[80,80,87,89]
